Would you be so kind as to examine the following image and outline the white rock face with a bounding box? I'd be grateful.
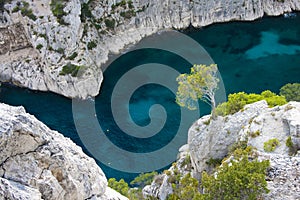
[142,174,173,200]
[188,100,269,177]
[188,101,300,199]
[0,0,300,98]
[0,178,42,200]
[0,103,128,200]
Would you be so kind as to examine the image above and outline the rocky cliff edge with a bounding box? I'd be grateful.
[0,103,128,200]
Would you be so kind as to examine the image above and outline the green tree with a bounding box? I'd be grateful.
[108,178,129,197]
[130,171,158,188]
[201,155,270,200]
[280,83,300,102]
[176,64,219,110]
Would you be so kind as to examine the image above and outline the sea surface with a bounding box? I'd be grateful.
[1,14,300,182]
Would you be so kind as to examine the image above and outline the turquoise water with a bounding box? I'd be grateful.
[1,14,300,182]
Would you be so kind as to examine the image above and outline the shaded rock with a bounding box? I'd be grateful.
[0,103,127,200]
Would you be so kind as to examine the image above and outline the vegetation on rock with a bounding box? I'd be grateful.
[50,0,69,25]
[201,153,270,200]
[214,90,287,116]
[264,138,280,152]
[59,63,83,77]
[12,1,36,21]
[280,83,300,102]
[130,171,158,188]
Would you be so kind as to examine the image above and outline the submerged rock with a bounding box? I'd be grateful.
[0,0,300,98]
[0,103,128,200]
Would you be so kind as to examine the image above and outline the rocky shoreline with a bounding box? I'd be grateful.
[0,0,299,98]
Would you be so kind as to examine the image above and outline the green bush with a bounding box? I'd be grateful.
[12,1,36,20]
[205,157,222,168]
[67,52,78,60]
[201,155,270,200]
[120,10,136,19]
[108,178,129,197]
[167,173,202,200]
[55,47,65,55]
[87,41,97,50]
[130,171,157,188]
[286,136,297,155]
[280,83,300,102]
[59,63,82,77]
[36,44,43,50]
[250,130,260,138]
[50,0,69,25]
[214,90,287,116]
[80,2,92,22]
[105,18,115,30]
[264,138,280,152]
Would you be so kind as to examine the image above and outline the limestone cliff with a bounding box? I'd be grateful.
[0,103,128,200]
[144,101,300,199]
[0,0,299,98]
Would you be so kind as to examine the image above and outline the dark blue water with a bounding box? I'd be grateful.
[1,15,300,182]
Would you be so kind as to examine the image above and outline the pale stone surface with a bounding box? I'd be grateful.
[188,101,300,199]
[145,101,300,199]
[0,0,300,98]
[0,177,42,200]
[188,100,269,177]
[0,103,127,200]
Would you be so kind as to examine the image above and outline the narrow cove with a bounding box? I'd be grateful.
[0,14,300,182]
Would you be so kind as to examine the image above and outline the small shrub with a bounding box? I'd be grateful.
[201,155,270,200]
[215,91,287,116]
[12,1,36,20]
[280,83,300,102]
[250,130,260,138]
[120,10,136,19]
[128,0,134,8]
[108,178,129,197]
[206,157,222,168]
[87,41,97,50]
[286,136,297,155]
[80,2,92,22]
[59,63,83,77]
[203,118,211,125]
[130,171,157,188]
[55,47,65,55]
[36,44,43,50]
[180,155,191,168]
[50,0,69,25]
[264,138,280,152]
[228,140,248,155]
[167,173,202,200]
[67,52,78,60]
[105,18,115,30]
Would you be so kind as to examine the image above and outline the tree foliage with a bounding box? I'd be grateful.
[130,171,158,188]
[108,178,129,197]
[214,90,287,116]
[263,138,280,152]
[167,173,202,200]
[280,83,300,102]
[176,64,219,110]
[201,155,270,200]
